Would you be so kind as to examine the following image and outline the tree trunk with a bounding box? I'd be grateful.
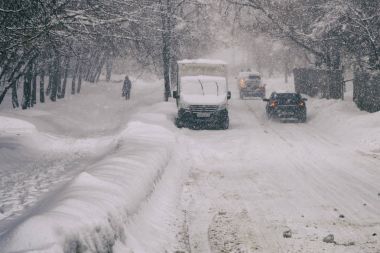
[0,60,10,83]
[31,67,37,106]
[71,60,79,95]
[50,54,61,102]
[331,47,341,70]
[170,53,178,90]
[59,56,70,98]
[95,56,105,83]
[77,64,82,94]
[12,80,19,108]
[46,64,52,96]
[22,65,33,109]
[0,72,23,105]
[91,54,105,83]
[0,51,36,104]
[105,57,113,82]
[160,0,174,101]
[40,69,45,103]
[86,51,100,82]
[57,70,62,97]
[85,52,96,81]
[162,42,171,101]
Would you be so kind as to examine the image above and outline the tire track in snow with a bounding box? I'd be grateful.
[208,209,260,253]
[175,95,380,253]
[244,99,380,252]
[178,99,281,253]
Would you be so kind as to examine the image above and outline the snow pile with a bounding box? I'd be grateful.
[0,116,36,134]
[0,115,119,155]
[0,119,179,253]
[0,77,187,252]
[307,95,380,153]
[0,115,123,224]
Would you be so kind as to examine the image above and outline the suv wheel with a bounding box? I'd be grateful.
[299,114,307,123]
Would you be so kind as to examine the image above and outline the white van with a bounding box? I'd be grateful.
[173,59,231,129]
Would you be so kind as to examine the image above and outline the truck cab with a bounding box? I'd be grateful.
[173,59,231,129]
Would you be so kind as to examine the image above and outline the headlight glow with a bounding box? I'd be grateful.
[239,79,246,88]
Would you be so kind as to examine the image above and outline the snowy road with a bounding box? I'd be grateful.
[1,78,379,252]
[178,97,380,252]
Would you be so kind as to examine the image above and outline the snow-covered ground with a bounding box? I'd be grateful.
[0,75,379,252]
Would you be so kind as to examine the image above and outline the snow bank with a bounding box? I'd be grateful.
[0,115,118,156]
[307,96,380,153]
[0,116,36,134]
[0,120,177,253]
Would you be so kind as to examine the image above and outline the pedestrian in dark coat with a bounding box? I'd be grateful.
[122,75,132,99]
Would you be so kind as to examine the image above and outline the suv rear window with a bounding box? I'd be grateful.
[273,93,301,105]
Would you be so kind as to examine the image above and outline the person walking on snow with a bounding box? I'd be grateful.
[122,75,132,100]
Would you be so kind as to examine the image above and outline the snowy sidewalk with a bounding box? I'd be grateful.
[0,109,186,252]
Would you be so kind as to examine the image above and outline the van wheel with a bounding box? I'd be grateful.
[219,117,229,130]
[175,118,184,128]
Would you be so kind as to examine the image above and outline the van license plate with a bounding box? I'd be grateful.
[197,112,211,118]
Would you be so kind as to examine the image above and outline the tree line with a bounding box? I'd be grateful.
[227,0,380,111]
[228,0,380,72]
[2,0,378,109]
[0,0,220,108]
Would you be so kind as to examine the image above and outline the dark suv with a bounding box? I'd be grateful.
[263,92,307,122]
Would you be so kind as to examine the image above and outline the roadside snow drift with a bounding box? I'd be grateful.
[0,116,36,134]
[0,120,177,253]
